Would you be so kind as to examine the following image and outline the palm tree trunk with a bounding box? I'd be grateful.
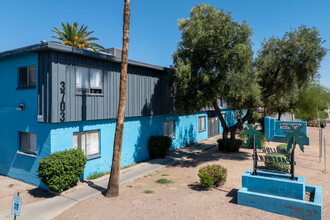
[290,138,295,180]
[106,0,131,198]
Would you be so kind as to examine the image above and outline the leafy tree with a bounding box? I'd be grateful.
[106,0,131,198]
[256,25,327,120]
[51,22,104,51]
[295,82,329,121]
[170,3,259,139]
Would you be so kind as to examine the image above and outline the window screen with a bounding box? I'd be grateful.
[18,66,36,88]
[19,132,37,155]
[73,130,100,158]
[163,120,175,139]
[198,116,206,132]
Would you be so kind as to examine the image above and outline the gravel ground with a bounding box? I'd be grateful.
[55,126,330,220]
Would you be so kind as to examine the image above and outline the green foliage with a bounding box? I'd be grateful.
[276,144,292,158]
[198,165,227,189]
[51,22,104,51]
[240,132,266,149]
[217,139,243,152]
[256,25,327,117]
[148,136,172,159]
[169,4,260,136]
[295,82,330,121]
[320,120,327,128]
[156,178,173,184]
[37,149,87,193]
[264,153,290,172]
[87,171,110,180]
[161,174,169,176]
[144,190,154,194]
[248,112,260,125]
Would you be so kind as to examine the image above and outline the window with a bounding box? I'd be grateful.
[73,130,100,159]
[198,116,206,132]
[163,120,175,139]
[18,65,36,88]
[76,66,103,94]
[19,132,37,155]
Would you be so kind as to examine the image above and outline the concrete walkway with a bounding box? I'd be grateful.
[0,135,220,220]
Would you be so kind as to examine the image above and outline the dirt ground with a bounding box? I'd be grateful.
[55,126,330,220]
[0,175,54,211]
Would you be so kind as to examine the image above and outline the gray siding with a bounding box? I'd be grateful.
[38,51,172,123]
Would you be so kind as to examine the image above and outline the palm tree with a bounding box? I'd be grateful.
[243,124,263,175]
[285,125,307,180]
[105,0,131,198]
[51,22,104,51]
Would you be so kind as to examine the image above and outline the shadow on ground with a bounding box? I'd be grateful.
[226,188,238,204]
[27,188,55,199]
[169,146,251,168]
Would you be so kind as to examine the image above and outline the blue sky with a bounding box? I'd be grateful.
[0,0,329,88]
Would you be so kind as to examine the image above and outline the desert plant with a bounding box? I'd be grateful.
[198,164,227,189]
[144,190,154,194]
[156,178,173,184]
[37,149,87,193]
[217,139,243,152]
[148,136,172,158]
[248,112,260,125]
[264,153,290,173]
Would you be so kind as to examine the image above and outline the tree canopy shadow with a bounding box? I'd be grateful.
[169,146,251,168]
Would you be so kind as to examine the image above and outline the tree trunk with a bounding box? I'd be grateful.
[212,100,228,140]
[278,111,282,121]
[230,129,236,140]
[290,139,295,180]
[106,0,131,198]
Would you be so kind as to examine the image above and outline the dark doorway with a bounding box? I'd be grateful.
[208,117,219,138]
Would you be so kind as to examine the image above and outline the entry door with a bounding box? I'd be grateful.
[208,117,219,138]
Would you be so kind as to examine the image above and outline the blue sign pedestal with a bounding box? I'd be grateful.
[238,170,322,220]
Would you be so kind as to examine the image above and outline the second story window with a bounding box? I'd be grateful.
[18,65,36,88]
[76,66,103,95]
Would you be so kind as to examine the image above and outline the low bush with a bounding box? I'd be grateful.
[198,164,227,189]
[37,149,87,193]
[320,120,327,128]
[148,136,172,159]
[240,132,266,149]
[248,112,260,125]
[276,144,292,158]
[264,153,290,173]
[217,139,243,152]
[156,178,173,184]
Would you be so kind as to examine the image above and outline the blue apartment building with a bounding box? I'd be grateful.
[0,42,236,188]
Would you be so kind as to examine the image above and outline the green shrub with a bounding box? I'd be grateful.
[156,178,173,184]
[276,144,292,158]
[198,164,227,189]
[248,112,260,125]
[320,120,327,128]
[240,132,266,149]
[144,190,154,194]
[148,136,172,159]
[264,153,290,173]
[217,139,243,152]
[37,149,87,193]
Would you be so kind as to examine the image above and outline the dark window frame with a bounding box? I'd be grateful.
[17,65,36,89]
[163,120,175,139]
[75,66,104,96]
[198,116,206,132]
[19,132,37,155]
[73,129,101,160]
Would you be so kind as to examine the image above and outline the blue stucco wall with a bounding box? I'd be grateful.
[264,117,309,145]
[50,112,209,179]
[0,54,52,187]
